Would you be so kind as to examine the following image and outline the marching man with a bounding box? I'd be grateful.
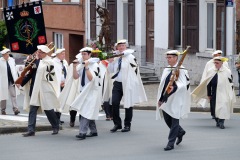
[70,47,102,140]
[52,48,68,124]
[156,50,190,151]
[21,45,60,137]
[192,57,236,129]
[108,39,147,133]
[0,47,20,115]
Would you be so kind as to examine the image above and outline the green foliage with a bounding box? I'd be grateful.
[0,20,8,50]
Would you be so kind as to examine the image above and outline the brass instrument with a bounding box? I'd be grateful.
[15,42,55,85]
[161,46,191,103]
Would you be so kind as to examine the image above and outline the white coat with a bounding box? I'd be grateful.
[59,63,80,113]
[52,57,68,94]
[156,64,191,120]
[109,53,147,108]
[23,56,60,113]
[70,62,102,120]
[0,57,20,101]
[192,65,236,119]
[99,61,113,104]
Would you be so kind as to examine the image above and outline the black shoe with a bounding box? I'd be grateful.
[110,125,122,132]
[121,126,131,132]
[60,120,64,124]
[22,132,35,137]
[164,145,174,151]
[76,133,86,140]
[69,122,75,127]
[86,132,98,137]
[216,122,220,127]
[176,131,186,145]
[219,124,225,129]
[52,129,59,135]
[1,110,6,115]
[14,110,20,115]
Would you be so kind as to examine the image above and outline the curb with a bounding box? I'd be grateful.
[0,125,63,135]
[131,106,240,113]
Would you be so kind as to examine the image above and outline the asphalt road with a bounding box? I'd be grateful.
[0,110,240,160]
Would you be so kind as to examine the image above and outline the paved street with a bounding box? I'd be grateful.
[0,84,240,160]
[0,110,240,160]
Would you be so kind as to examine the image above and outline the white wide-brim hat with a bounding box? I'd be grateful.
[37,45,50,53]
[164,50,180,56]
[116,39,128,46]
[212,50,222,56]
[0,48,10,55]
[80,47,93,53]
[51,48,65,57]
[213,56,228,62]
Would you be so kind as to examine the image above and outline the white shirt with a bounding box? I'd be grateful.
[108,50,131,82]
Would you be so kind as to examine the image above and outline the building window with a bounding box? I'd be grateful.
[71,0,80,2]
[54,33,64,50]
[207,3,214,49]
[123,2,128,39]
[174,1,182,46]
[53,0,62,2]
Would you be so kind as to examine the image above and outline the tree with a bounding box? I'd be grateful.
[0,20,8,50]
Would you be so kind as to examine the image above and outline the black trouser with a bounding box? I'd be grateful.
[55,112,61,122]
[112,81,133,127]
[162,111,185,147]
[70,110,77,123]
[28,105,59,133]
[209,95,216,117]
[103,101,113,118]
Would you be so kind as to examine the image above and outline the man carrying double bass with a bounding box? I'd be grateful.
[19,45,60,137]
[156,49,191,151]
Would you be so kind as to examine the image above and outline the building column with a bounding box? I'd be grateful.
[135,0,146,65]
[226,3,235,56]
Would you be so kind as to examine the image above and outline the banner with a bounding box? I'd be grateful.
[3,1,47,54]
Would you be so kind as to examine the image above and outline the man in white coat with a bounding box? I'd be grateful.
[156,50,190,151]
[192,56,236,129]
[21,45,60,137]
[0,48,20,115]
[200,50,229,118]
[52,48,68,124]
[71,47,102,140]
[108,39,147,133]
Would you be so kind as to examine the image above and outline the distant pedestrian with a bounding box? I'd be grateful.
[192,56,236,129]
[156,50,190,151]
[0,48,20,115]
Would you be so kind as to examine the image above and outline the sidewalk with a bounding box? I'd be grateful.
[0,84,240,134]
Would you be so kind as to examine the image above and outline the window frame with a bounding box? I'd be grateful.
[174,0,182,49]
[206,1,216,50]
[54,33,64,51]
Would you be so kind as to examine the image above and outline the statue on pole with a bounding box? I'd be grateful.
[95,5,112,52]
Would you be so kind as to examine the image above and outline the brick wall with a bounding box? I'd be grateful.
[237,0,240,21]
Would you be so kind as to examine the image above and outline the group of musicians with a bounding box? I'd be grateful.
[0,40,236,151]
